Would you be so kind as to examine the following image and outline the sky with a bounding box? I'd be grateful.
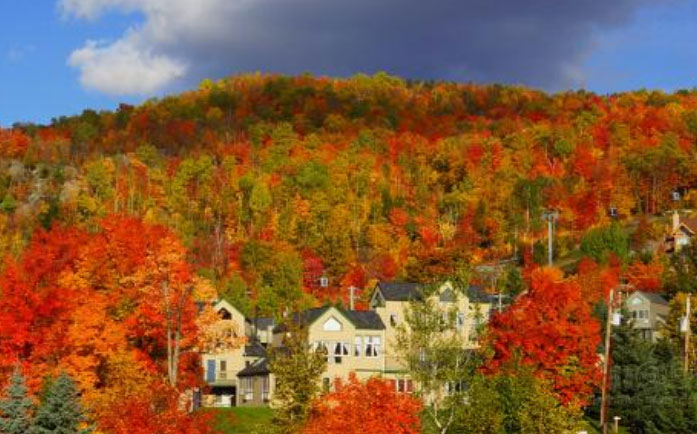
[1,0,697,126]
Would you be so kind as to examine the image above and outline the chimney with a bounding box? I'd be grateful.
[673,210,681,232]
[349,286,355,311]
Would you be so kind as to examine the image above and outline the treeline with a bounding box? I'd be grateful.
[1,73,696,313]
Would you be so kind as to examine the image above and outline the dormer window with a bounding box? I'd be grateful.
[218,308,232,320]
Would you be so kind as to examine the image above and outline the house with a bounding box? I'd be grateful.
[200,280,493,407]
[272,306,387,387]
[201,300,270,407]
[623,291,669,341]
[369,281,493,376]
[666,211,697,252]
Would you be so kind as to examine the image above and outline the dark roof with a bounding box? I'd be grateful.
[343,310,385,330]
[245,316,275,330]
[636,291,669,306]
[244,342,268,358]
[273,307,331,333]
[377,281,495,304]
[274,306,385,332]
[467,284,503,304]
[376,281,421,301]
[237,358,270,377]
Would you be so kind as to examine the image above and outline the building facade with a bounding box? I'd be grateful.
[201,280,494,407]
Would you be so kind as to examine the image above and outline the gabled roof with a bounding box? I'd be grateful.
[628,291,669,307]
[246,316,275,330]
[375,281,421,301]
[273,306,385,332]
[244,342,268,358]
[343,310,385,330]
[237,357,270,377]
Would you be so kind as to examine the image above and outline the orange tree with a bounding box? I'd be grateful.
[486,267,602,406]
[302,374,422,434]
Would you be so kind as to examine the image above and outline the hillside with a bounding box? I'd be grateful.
[0,72,694,313]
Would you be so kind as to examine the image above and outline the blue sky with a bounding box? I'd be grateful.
[1,0,697,126]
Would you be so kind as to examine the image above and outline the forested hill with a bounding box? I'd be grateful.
[1,72,694,313]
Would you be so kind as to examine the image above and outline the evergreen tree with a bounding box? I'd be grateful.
[0,367,34,434]
[34,373,92,434]
[603,323,697,434]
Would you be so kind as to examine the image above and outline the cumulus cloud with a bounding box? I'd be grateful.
[60,0,668,96]
[67,34,186,95]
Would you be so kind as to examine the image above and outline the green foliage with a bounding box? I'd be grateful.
[499,266,525,297]
[451,370,582,434]
[295,161,329,193]
[396,284,479,433]
[580,223,629,263]
[0,194,16,213]
[594,324,697,434]
[663,243,697,296]
[268,322,326,434]
[34,373,92,434]
[0,367,34,434]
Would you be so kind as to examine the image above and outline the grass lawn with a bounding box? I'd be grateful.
[206,407,274,434]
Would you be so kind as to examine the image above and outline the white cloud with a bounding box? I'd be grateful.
[67,35,186,95]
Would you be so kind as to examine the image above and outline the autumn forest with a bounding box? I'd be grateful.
[2,73,697,433]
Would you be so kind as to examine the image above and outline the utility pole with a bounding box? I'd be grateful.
[686,295,691,373]
[600,288,615,434]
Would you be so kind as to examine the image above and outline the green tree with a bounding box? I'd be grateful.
[451,369,581,434]
[268,321,326,434]
[34,373,92,434]
[580,223,629,263]
[0,367,34,434]
[395,283,478,434]
[598,322,697,434]
[663,243,697,297]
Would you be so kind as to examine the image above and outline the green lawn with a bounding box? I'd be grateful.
[207,407,274,434]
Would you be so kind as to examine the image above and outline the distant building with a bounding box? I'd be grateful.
[666,211,697,252]
[623,291,669,342]
[200,280,494,407]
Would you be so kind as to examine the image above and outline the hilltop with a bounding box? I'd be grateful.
[0,72,694,312]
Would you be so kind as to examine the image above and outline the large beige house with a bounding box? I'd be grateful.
[201,280,494,407]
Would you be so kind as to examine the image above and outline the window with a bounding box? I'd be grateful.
[314,341,330,362]
[390,313,398,326]
[632,310,649,319]
[456,312,465,329]
[396,379,413,393]
[242,378,253,402]
[261,377,270,402]
[322,378,331,391]
[219,360,227,380]
[323,317,343,331]
[333,342,349,364]
[364,336,381,357]
[219,308,232,320]
[354,336,362,357]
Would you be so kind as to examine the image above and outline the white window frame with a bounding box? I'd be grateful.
[354,336,362,357]
[242,378,253,402]
[364,336,381,357]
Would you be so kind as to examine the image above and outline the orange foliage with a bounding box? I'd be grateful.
[487,267,602,406]
[303,374,422,434]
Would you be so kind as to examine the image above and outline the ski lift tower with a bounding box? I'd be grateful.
[542,209,560,267]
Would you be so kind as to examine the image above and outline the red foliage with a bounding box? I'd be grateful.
[0,129,30,158]
[487,267,602,406]
[303,374,422,434]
